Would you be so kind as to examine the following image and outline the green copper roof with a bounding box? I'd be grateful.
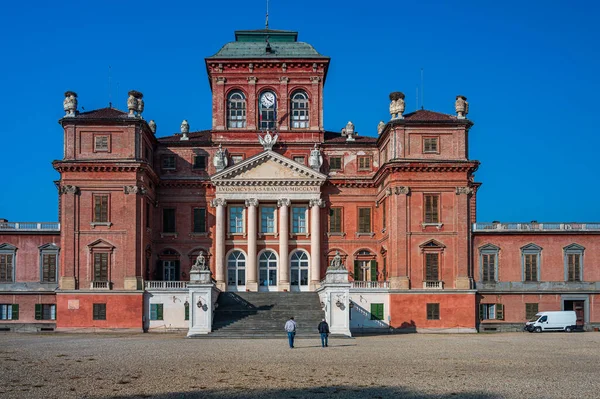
[208,29,327,59]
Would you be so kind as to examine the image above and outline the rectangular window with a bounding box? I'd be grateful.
[567,254,581,282]
[163,208,176,233]
[292,206,307,234]
[427,303,440,320]
[41,304,56,320]
[0,254,14,282]
[482,254,496,282]
[42,253,57,283]
[193,155,207,170]
[330,157,342,171]
[231,155,244,165]
[358,208,371,233]
[260,206,276,234]
[358,156,371,171]
[229,206,244,234]
[94,135,109,152]
[93,253,109,281]
[480,303,504,320]
[424,194,439,223]
[329,208,342,233]
[0,304,18,320]
[370,303,384,321]
[525,303,539,320]
[524,254,537,281]
[150,304,164,321]
[93,194,109,223]
[293,156,305,165]
[425,253,439,281]
[423,137,439,153]
[93,303,106,320]
[193,208,206,233]
[162,155,176,170]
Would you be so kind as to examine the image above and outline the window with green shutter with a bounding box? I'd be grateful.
[329,208,342,233]
[193,208,206,233]
[370,303,384,320]
[0,304,17,320]
[35,304,42,320]
[370,260,377,281]
[150,304,163,321]
[184,301,189,321]
[93,194,109,222]
[93,253,109,281]
[353,261,359,280]
[12,304,19,320]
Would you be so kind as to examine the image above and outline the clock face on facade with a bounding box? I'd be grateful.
[260,92,276,108]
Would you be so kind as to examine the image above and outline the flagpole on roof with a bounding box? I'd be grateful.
[265,0,269,29]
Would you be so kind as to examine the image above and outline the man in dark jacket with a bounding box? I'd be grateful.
[317,318,330,347]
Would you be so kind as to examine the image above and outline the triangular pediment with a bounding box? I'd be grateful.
[211,150,326,185]
[419,239,446,249]
[87,239,115,250]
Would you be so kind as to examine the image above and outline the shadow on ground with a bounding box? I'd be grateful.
[105,386,501,399]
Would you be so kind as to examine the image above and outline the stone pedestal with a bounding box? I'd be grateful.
[187,270,219,337]
[316,269,351,337]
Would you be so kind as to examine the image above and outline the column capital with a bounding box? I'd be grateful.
[309,198,326,208]
[211,198,227,207]
[394,186,410,195]
[123,185,146,195]
[455,187,474,195]
[59,185,80,195]
[277,198,291,208]
[245,198,259,208]
[309,76,321,84]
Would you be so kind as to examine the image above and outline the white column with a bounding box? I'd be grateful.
[245,198,258,291]
[277,198,290,291]
[310,198,325,290]
[212,198,227,291]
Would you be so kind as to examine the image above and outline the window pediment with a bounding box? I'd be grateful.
[419,239,446,249]
[87,239,115,251]
[520,243,542,252]
[0,243,17,251]
[564,243,585,252]
[39,243,60,251]
[479,243,500,252]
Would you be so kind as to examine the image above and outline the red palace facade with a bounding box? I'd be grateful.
[1,29,599,333]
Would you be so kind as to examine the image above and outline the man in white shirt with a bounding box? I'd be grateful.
[284,316,297,348]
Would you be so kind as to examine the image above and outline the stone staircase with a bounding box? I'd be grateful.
[209,292,325,338]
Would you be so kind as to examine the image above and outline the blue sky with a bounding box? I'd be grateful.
[1,1,598,222]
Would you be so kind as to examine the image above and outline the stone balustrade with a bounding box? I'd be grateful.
[144,281,189,290]
[423,280,443,289]
[473,222,600,232]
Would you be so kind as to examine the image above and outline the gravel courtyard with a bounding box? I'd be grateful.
[1,332,599,398]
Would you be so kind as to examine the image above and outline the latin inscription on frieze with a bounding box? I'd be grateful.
[217,186,319,193]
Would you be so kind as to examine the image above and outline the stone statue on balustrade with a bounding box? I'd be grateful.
[329,250,345,271]
[192,251,208,272]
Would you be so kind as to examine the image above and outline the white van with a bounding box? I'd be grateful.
[525,311,579,333]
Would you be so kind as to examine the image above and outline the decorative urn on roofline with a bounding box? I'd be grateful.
[63,91,78,117]
[389,91,405,120]
[455,95,469,119]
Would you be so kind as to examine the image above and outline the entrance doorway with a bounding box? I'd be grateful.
[259,251,277,291]
[290,251,309,292]
[564,300,585,327]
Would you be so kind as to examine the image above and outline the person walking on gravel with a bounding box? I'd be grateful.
[284,316,297,348]
[317,318,330,347]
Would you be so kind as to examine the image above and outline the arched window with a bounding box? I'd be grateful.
[227,91,246,128]
[291,91,309,128]
[290,250,309,290]
[227,250,246,287]
[259,91,277,130]
[159,248,180,282]
[259,250,277,289]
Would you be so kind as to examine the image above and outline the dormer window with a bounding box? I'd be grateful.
[227,91,246,128]
[259,91,276,130]
[291,91,309,128]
